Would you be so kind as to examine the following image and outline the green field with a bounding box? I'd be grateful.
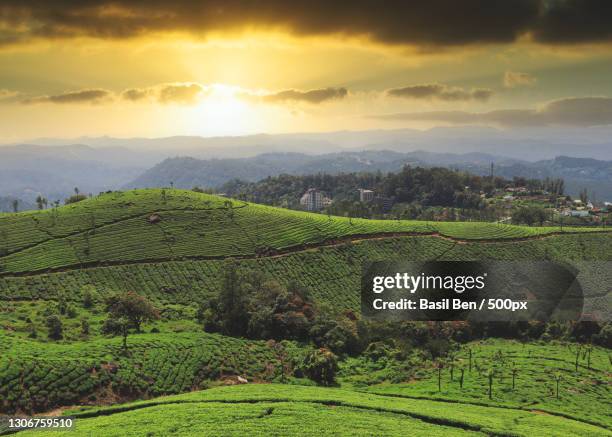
[0,189,610,436]
[11,382,611,437]
[0,189,606,275]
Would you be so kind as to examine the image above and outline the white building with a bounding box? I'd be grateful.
[358,189,375,202]
[300,188,325,211]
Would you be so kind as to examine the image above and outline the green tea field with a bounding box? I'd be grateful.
[0,189,610,436]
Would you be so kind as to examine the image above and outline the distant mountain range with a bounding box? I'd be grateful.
[3,126,612,208]
[0,144,149,202]
[19,125,612,161]
[127,151,612,201]
[0,196,35,213]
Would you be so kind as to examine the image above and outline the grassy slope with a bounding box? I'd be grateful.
[361,339,611,429]
[2,234,610,313]
[0,189,606,275]
[13,384,611,437]
[0,332,307,414]
[1,189,610,435]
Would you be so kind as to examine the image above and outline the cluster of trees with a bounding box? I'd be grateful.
[511,206,549,226]
[37,290,159,353]
[222,167,504,210]
[220,166,563,221]
[197,260,361,355]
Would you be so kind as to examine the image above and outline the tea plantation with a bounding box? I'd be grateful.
[0,189,610,435]
[0,189,606,275]
[11,383,612,436]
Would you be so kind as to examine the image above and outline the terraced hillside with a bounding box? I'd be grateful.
[363,339,611,429]
[0,189,606,276]
[0,189,610,435]
[12,383,611,437]
[1,189,610,310]
[0,332,307,414]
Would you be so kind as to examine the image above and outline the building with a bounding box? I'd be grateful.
[358,189,375,202]
[300,188,327,211]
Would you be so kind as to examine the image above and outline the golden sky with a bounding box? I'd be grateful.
[1,1,612,141]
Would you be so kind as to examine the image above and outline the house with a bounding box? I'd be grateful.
[358,189,375,202]
[569,210,590,218]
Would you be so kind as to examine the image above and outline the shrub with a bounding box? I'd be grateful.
[300,348,338,386]
[46,315,63,340]
[64,194,88,205]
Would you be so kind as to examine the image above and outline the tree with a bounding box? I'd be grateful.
[554,372,562,399]
[82,288,94,308]
[36,195,47,210]
[106,291,159,333]
[436,360,444,391]
[81,318,90,336]
[511,363,519,390]
[585,344,593,369]
[487,369,495,400]
[301,348,338,386]
[512,206,547,226]
[46,315,63,340]
[11,199,18,213]
[218,260,249,336]
[575,346,581,372]
[468,348,473,372]
[104,291,159,352]
[459,368,465,389]
[65,193,87,204]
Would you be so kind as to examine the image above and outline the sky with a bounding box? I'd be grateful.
[1,0,612,141]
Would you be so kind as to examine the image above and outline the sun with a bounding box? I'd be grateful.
[188,84,256,136]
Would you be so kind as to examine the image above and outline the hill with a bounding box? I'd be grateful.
[0,189,610,431]
[126,152,612,200]
[11,376,611,436]
[0,189,606,275]
[1,189,610,315]
[0,144,148,202]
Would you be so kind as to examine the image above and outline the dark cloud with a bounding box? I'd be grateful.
[22,88,111,104]
[388,84,493,102]
[258,87,348,104]
[372,97,612,127]
[0,1,611,47]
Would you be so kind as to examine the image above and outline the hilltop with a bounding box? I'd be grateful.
[0,189,607,276]
[1,188,610,315]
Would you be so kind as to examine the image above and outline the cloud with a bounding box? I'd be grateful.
[121,88,153,101]
[0,89,19,101]
[121,83,206,104]
[372,97,612,127]
[22,88,111,104]
[387,84,493,102]
[504,71,537,88]
[157,83,205,104]
[254,87,348,104]
[12,82,346,106]
[0,1,611,48]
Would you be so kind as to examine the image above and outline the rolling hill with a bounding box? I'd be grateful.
[126,152,612,200]
[0,189,610,435]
